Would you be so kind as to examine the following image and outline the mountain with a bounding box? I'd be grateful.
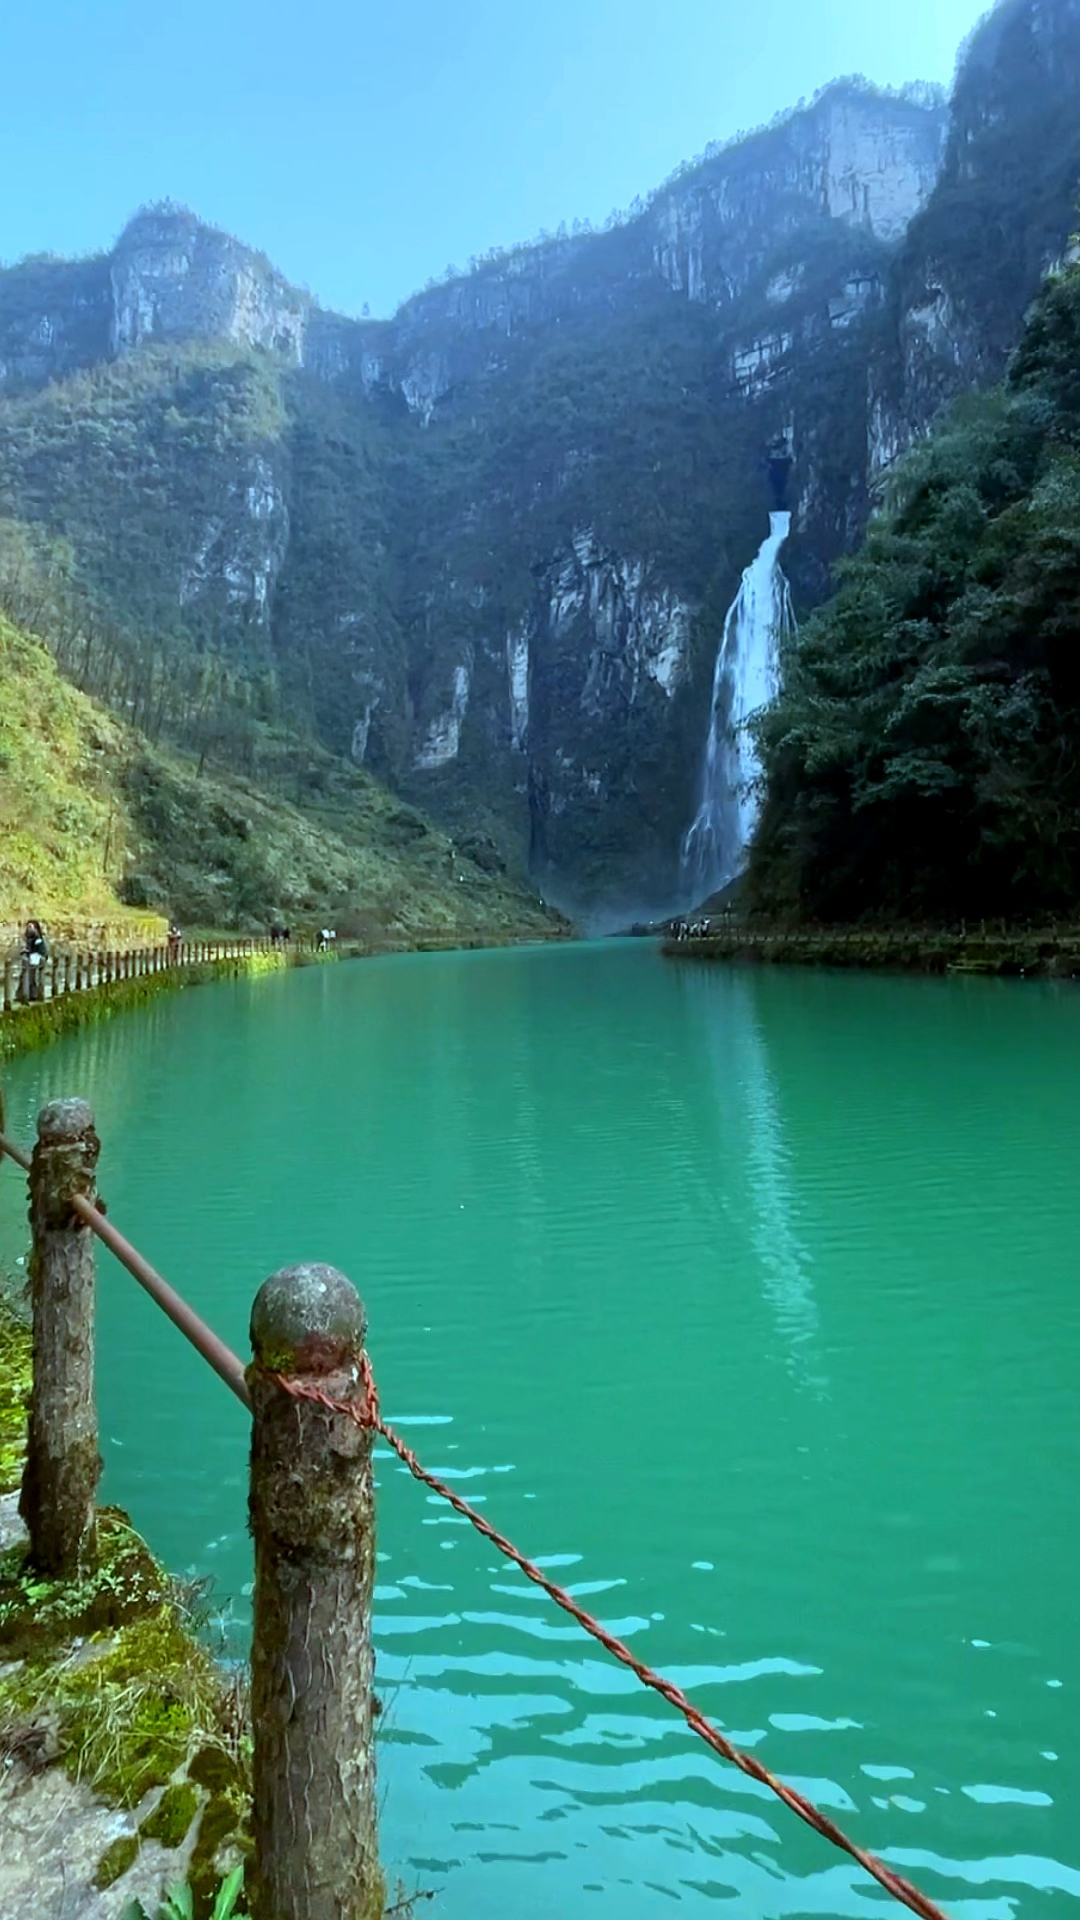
[1,0,1078,922]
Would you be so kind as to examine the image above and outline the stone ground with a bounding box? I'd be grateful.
[0,1494,194,1920]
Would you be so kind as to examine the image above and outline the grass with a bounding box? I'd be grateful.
[0,1510,253,1919]
[1,608,564,949]
[0,616,164,944]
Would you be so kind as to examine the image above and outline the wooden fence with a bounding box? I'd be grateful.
[661,916,1080,971]
[1,936,318,1015]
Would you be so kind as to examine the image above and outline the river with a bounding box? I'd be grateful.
[2,941,1078,1918]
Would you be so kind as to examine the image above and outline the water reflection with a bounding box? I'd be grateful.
[674,962,826,1393]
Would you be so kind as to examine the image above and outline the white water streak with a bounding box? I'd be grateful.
[682,512,795,900]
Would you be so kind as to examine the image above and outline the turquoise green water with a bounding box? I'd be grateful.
[2,942,1079,1917]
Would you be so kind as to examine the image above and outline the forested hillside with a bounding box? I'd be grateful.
[749,256,1080,921]
[0,613,559,942]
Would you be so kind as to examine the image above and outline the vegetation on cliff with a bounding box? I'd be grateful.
[749,256,1080,921]
[0,610,559,940]
[0,615,163,941]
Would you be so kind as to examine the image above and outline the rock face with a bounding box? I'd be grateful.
[522,534,697,905]
[870,0,1080,475]
[109,207,309,361]
[0,0,1077,917]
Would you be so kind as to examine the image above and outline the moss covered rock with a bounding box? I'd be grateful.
[0,1507,169,1660]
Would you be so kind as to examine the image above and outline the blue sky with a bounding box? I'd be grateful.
[3,0,987,318]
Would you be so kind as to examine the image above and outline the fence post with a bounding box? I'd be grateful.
[247,1263,381,1920]
[20,1098,102,1575]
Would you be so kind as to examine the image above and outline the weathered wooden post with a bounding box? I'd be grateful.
[20,1098,102,1574]
[247,1263,382,1920]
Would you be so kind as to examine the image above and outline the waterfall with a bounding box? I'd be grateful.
[682,511,795,901]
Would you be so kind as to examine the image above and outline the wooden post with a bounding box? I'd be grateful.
[20,1098,102,1575]
[248,1264,382,1920]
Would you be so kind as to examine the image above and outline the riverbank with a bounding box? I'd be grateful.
[661,922,1080,977]
[0,945,299,1061]
[1,924,574,1062]
[0,1287,251,1920]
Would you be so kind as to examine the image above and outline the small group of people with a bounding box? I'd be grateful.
[316,927,337,953]
[18,919,49,1001]
[269,924,292,947]
[669,918,712,941]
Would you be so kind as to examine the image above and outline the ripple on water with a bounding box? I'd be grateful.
[2,945,1079,1917]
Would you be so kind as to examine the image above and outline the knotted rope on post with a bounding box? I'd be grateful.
[270,1358,950,1920]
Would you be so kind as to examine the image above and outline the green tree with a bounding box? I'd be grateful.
[749,258,1080,921]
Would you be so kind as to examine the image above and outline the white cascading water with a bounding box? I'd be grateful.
[681,510,795,901]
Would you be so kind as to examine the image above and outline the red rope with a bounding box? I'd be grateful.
[269,1359,950,1920]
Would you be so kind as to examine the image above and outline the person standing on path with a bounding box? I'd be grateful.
[19,920,49,1002]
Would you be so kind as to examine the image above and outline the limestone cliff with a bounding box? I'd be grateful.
[110,208,309,361]
[870,0,1080,475]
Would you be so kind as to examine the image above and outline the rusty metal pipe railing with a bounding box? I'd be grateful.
[2,1125,249,1408]
[0,1130,32,1173]
[68,1194,251,1408]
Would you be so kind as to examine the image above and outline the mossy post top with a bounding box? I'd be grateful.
[250,1262,366,1377]
[37,1097,95,1145]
